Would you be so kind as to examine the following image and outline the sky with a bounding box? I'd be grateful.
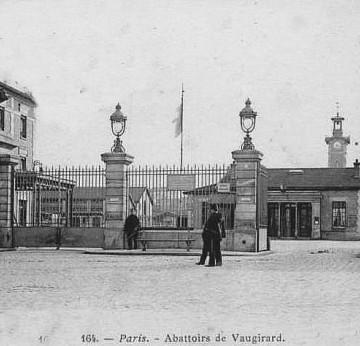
[0,0,360,168]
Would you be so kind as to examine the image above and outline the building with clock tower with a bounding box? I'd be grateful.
[325,110,350,168]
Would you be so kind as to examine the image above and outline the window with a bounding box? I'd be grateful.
[332,201,346,227]
[18,103,21,112]
[20,115,27,138]
[20,157,26,171]
[0,107,4,130]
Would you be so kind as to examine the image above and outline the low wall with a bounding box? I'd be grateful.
[14,227,104,248]
[10,227,267,251]
[0,227,12,247]
[14,227,58,247]
[61,228,104,248]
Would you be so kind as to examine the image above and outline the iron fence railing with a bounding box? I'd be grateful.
[14,166,105,227]
[126,164,235,230]
[13,163,236,230]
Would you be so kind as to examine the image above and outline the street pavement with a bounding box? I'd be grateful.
[0,240,360,346]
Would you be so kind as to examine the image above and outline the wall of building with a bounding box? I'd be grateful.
[0,91,36,170]
[321,190,360,240]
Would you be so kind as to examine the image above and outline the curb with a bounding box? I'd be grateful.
[84,250,274,257]
[0,248,16,252]
[0,247,273,257]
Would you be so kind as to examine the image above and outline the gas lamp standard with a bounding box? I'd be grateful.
[239,98,258,150]
[110,103,127,153]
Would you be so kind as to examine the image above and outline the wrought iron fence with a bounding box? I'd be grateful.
[13,163,236,230]
[126,164,235,230]
[14,166,105,227]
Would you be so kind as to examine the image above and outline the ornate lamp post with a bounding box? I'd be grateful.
[239,98,258,150]
[110,103,127,152]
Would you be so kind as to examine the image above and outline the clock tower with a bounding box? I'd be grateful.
[325,108,350,168]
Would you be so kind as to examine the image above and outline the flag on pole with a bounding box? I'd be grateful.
[173,84,184,169]
[173,104,183,137]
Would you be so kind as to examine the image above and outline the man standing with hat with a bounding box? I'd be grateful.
[196,204,223,267]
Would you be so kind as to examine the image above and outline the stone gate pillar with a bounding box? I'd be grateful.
[231,150,268,251]
[0,154,18,248]
[229,98,268,252]
[101,152,134,249]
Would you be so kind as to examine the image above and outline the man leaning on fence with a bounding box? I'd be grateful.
[124,209,140,250]
[196,204,223,267]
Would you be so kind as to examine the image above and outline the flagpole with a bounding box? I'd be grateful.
[180,83,184,171]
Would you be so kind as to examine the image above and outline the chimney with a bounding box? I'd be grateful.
[354,159,360,178]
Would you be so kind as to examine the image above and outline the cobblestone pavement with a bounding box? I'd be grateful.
[1,241,360,346]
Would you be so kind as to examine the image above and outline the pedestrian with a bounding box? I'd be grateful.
[124,209,140,250]
[196,204,222,267]
[214,210,225,266]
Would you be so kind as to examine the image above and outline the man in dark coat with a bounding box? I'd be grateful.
[214,211,225,266]
[196,204,222,267]
[124,209,140,250]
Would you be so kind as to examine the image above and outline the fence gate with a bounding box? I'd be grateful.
[126,164,235,230]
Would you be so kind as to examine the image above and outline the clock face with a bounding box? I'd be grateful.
[333,141,341,149]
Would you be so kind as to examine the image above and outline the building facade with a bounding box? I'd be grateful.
[0,81,37,170]
[267,164,360,240]
[266,109,360,240]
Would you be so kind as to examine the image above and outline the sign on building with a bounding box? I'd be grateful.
[167,174,196,191]
[217,183,230,193]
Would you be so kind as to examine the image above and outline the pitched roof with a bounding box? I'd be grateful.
[185,165,360,194]
[268,167,360,190]
[129,187,152,204]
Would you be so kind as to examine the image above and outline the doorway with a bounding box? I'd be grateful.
[267,203,279,237]
[280,203,296,238]
[297,203,312,237]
